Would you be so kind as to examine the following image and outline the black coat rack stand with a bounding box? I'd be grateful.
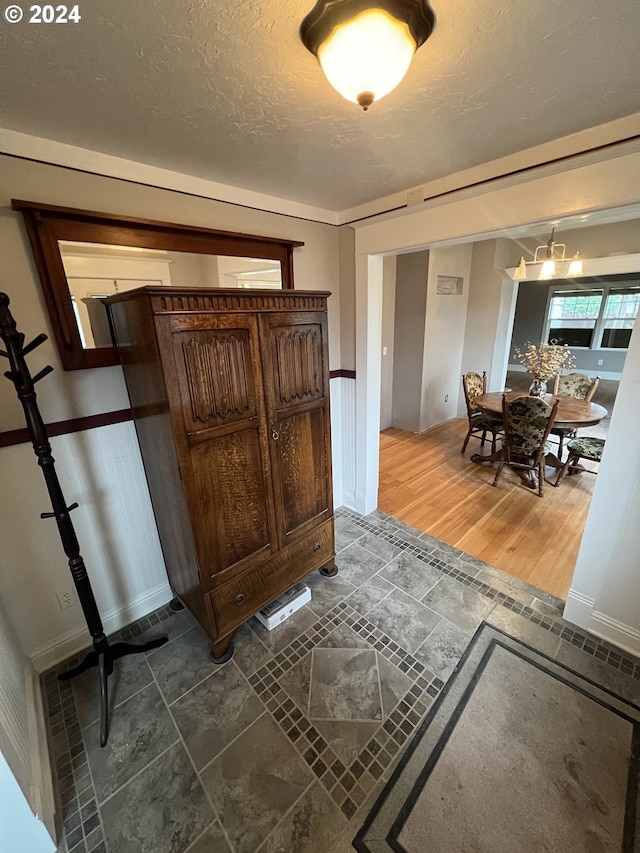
[0,292,168,747]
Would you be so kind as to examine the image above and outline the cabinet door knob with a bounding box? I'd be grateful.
[271,427,280,440]
[234,593,245,606]
[313,543,321,552]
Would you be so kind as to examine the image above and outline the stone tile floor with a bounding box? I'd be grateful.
[42,507,640,853]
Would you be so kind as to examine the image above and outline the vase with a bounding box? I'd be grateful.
[528,378,547,397]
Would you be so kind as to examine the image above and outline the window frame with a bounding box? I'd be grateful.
[543,279,640,352]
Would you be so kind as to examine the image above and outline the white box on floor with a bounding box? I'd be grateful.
[255,584,311,630]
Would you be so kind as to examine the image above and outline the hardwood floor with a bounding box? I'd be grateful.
[378,419,599,600]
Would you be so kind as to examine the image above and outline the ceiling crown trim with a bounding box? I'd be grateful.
[0,129,341,227]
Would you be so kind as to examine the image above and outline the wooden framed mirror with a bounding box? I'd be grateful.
[13,200,303,370]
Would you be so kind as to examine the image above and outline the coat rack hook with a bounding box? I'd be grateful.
[21,333,48,356]
[32,365,54,384]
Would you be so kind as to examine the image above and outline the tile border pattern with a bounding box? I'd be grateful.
[41,513,639,852]
[337,507,640,682]
[41,603,182,853]
[247,601,444,821]
[42,601,444,851]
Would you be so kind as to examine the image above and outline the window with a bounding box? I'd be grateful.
[545,283,639,350]
[601,288,640,348]
[548,289,603,348]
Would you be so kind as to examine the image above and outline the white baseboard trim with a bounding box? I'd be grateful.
[589,611,640,657]
[30,583,173,673]
[564,589,640,656]
[341,491,357,511]
[354,490,374,515]
[563,589,595,627]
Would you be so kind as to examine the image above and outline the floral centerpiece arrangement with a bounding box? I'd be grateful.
[513,340,575,396]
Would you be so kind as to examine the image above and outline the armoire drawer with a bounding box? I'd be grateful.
[208,519,334,636]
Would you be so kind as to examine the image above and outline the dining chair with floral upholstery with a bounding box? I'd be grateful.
[550,373,600,458]
[492,394,559,497]
[461,371,504,455]
[553,436,605,487]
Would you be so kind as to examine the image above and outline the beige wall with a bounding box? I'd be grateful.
[391,251,430,432]
[461,238,518,405]
[338,225,355,371]
[0,155,341,666]
[421,244,473,430]
[379,256,397,430]
[0,155,341,431]
[383,245,473,432]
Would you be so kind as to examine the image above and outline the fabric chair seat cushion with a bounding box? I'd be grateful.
[566,436,605,461]
[551,426,576,436]
[470,413,502,430]
[505,440,553,460]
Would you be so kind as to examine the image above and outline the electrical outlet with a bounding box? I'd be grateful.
[56,588,77,610]
[597,359,603,365]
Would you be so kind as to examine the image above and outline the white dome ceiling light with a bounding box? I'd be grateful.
[300,0,436,111]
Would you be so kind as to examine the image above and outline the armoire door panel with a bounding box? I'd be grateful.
[172,327,259,433]
[165,313,278,579]
[188,426,273,577]
[273,324,324,408]
[275,407,330,537]
[259,311,333,546]
[261,314,326,413]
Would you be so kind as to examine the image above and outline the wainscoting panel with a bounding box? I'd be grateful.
[0,596,56,845]
[0,420,170,668]
[340,376,356,509]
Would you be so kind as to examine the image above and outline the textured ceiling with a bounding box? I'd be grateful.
[1,0,639,211]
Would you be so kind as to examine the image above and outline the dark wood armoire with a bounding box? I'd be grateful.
[108,287,335,661]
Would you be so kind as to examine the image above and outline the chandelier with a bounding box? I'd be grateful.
[513,228,583,281]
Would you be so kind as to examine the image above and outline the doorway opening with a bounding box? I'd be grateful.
[374,246,634,600]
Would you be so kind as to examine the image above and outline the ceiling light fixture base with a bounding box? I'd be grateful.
[300,0,436,56]
[300,0,436,109]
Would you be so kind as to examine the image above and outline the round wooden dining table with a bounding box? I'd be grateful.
[477,392,607,429]
[471,391,608,468]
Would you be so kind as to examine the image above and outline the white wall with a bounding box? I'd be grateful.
[564,319,640,655]
[0,753,55,853]
[0,154,341,670]
[0,596,55,849]
[461,239,518,409]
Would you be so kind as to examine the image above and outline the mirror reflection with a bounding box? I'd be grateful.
[58,241,283,349]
